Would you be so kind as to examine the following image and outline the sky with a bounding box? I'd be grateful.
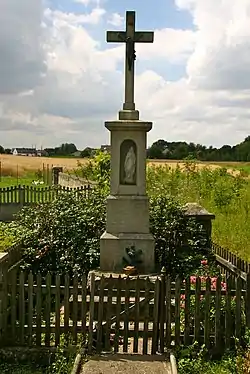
[1,0,250,149]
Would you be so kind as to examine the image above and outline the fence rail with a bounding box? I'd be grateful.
[212,242,250,282]
[0,185,92,204]
[0,270,248,355]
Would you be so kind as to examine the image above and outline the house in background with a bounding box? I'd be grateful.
[101,145,111,153]
[12,148,37,156]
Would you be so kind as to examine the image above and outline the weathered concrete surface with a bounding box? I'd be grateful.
[80,354,171,374]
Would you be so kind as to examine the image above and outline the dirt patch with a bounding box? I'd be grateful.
[80,353,171,374]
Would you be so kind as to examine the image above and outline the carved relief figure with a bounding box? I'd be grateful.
[120,139,137,185]
[124,146,136,184]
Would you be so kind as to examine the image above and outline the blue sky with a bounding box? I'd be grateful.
[1,0,250,149]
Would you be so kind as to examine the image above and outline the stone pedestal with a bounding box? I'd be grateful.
[100,112,155,273]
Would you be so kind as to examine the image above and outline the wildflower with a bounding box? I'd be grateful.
[201,259,208,266]
[190,276,196,284]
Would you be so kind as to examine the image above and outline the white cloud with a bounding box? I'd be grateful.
[107,13,124,27]
[1,0,250,149]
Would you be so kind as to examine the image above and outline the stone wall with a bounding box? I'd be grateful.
[58,172,95,188]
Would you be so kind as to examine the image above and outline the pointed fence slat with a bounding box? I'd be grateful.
[142,277,150,355]
[28,272,33,346]
[104,275,113,352]
[55,274,61,346]
[114,275,122,353]
[133,277,140,353]
[45,273,51,347]
[175,276,181,347]
[88,272,95,354]
[184,276,191,346]
[235,276,242,340]
[72,276,78,344]
[123,277,130,353]
[194,277,201,343]
[204,277,211,348]
[225,276,232,349]
[64,274,70,340]
[36,273,42,346]
[11,269,17,340]
[165,275,171,349]
[152,277,160,354]
[215,276,222,349]
[81,275,87,343]
[97,275,105,353]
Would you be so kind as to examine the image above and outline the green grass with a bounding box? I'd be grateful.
[0,173,43,188]
[147,161,250,261]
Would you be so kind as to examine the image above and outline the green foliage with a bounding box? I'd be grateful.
[76,150,110,188]
[149,193,213,277]
[11,188,107,276]
[0,222,17,251]
[177,343,238,374]
[147,163,250,260]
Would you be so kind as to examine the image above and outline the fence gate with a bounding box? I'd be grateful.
[88,273,162,355]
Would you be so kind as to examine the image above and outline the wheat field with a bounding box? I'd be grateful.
[0,154,244,177]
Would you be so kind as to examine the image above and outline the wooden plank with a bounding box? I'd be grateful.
[159,270,166,354]
[64,274,70,340]
[88,272,95,354]
[36,273,42,346]
[96,275,105,353]
[184,277,191,346]
[151,277,160,354]
[11,269,17,340]
[81,275,87,343]
[123,277,130,353]
[204,277,211,348]
[133,277,140,353]
[28,272,33,346]
[114,275,121,353]
[165,275,171,348]
[194,277,201,343]
[45,273,51,347]
[246,274,250,328]
[104,275,113,351]
[19,272,25,345]
[215,276,222,349]
[143,277,150,355]
[55,274,61,346]
[215,255,247,281]
[175,276,181,347]
[72,276,78,344]
[225,276,231,349]
[235,276,242,340]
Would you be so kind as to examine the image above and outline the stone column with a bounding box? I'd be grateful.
[100,118,155,274]
[182,203,215,239]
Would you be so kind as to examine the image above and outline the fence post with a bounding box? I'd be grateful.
[246,273,250,328]
[0,259,8,344]
[19,186,25,207]
[159,266,166,353]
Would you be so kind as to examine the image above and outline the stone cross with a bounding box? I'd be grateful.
[107,11,154,112]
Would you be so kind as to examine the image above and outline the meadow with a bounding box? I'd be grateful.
[147,160,250,261]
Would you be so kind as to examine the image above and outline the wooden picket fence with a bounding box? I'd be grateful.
[0,269,248,354]
[0,185,92,204]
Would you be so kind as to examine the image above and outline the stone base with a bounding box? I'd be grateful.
[100,232,155,273]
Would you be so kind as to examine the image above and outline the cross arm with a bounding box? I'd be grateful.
[106,31,126,43]
[134,32,154,43]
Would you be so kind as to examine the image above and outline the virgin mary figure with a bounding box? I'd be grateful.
[124,146,136,184]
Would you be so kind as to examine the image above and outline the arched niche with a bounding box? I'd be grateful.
[120,139,137,185]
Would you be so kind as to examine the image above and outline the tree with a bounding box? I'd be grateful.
[81,147,92,158]
[0,145,5,154]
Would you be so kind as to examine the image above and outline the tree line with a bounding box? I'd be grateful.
[147,136,250,162]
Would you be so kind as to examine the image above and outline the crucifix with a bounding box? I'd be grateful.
[107,11,154,113]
